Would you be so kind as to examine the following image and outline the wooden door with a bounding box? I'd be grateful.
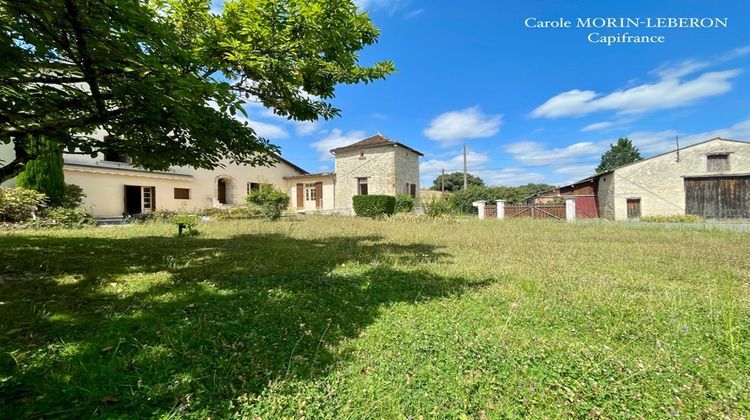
[687,176,750,219]
[626,199,641,220]
[315,182,323,209]
[218,179,227,204]
[296,183,304,208]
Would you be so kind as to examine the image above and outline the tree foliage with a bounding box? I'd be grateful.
[430,172,484,192]
[0,0,394,181]
[448,184,556,214]
[246,184,290,220]
[15,136,65,205]
[595,138,642,173]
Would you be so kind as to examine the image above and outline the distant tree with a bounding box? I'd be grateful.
[15,136,65,205]
[596,138,642,173]
[431,172,484,192]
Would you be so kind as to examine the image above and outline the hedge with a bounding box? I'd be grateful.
[395,194,415,213]
[353,195,396,217]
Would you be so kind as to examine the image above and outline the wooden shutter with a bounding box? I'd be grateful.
[410,183,416,198]
[315,182,323,209]
[296,183,304,208]
[151,187,156,211]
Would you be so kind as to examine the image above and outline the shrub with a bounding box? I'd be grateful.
[0,187,48,222]
[640,214,702,223]
[29,207,96,229]
[395,194,415,213]
[60,184,86,209]
[352,195,396,218]
[198,207,263,220]
[425,198,455,218]
[246,185,290,221]
[172,213,200,236]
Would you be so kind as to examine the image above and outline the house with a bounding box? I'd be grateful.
[284,134,423,213]
[1,133,422,217]
[530,137,750,220]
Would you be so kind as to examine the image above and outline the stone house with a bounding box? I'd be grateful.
[530,137,750,220]
[1,133,421,217]
[284,134,423,213]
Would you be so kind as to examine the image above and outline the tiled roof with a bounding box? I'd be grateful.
[283,172,335,180]
[330,134,424,156]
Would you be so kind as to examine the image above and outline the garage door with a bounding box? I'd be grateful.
[685,176,750,219]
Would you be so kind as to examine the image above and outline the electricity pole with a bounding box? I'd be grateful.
[463,144,468,190]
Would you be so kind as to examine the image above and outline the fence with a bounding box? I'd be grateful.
[473,198,576,222]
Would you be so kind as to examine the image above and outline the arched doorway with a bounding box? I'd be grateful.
[215,176,235,206]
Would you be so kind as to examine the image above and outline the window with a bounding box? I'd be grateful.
[103,150,130,163]
[357,178,368,195]
[359,151,366,160]
[305,184,316,201]
[406,183,417,198]
[174,188,190,200]
[707,154,729,172]
[247,182,261,194]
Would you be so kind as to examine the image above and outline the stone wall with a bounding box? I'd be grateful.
[596,173,615,220]
[334,146,396,209]
[393,147,421,206]
[609,139,750,220]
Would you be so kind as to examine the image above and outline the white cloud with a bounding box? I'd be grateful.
[505,141,605,166]
[423,106,503,146]
[650,59,710,80]
[581,121,616,132]
[403,9,424,19]
[295,120,320,136]
[356,0,409,14]
[310,129,365,160]
[420,151,543,187]
[241,118,289,140]
[531,70,741,118]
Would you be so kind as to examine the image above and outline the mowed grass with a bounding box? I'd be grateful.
[0,217,748,418]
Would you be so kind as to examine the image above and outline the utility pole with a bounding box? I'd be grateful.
[463,143,468,190]
[441,168,445,198]
[675,135,681,162]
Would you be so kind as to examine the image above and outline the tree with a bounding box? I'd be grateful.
[15,135,65,205]
[596,138,642,173]
[431,172,484,192]
[0,0,394,182]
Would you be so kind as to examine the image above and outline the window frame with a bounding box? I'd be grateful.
[305,183,317,201]
[247,182,261,194]
[357,177,369,196]
[706,153,730,172]
[174,188,191,200]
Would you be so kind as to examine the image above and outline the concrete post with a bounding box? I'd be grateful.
[496,199,505,220]
[565,197,576,222]
[472,201,487,220]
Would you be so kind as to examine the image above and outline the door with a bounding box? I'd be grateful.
[125,185,142,215]
[626,198,641,220]
[304,183,317,210]
[218,179,227,204]
[686,176,750,219]
[142,186,154,213]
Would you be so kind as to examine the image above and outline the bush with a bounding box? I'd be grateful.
[60,184,86,209]
[425,198,455,218]
[0,187,48,222]
[395,194,415,213]
[352,195,396,218]
[126,209,180,224]
[172,213,200,236]
[28,207,96,229]
[246,185,290,221]
[197,207,263,220]
[640,214,702,223]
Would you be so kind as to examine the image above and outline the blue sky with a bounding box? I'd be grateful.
[216,0,750,187]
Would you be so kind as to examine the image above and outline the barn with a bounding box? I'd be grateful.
[530,137,750,221]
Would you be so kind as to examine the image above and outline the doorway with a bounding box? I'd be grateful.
[626,198,641,220]
[218,179,227,204]
[124,185,155,215]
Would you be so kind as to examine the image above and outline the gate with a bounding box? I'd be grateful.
[495,204,566,220]
[685,176,750,219]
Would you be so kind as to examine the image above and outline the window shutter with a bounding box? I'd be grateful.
[151,187,156,211]
[296,183,304,208]
[315,182,323,209]
[410,183,416,198]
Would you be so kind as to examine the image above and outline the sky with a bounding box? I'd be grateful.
[213,0,750,187]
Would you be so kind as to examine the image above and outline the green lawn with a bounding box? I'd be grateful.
[0,217,748,418]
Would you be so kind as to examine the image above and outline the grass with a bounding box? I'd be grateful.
[0,217,748,418]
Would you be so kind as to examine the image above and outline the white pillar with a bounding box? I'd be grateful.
[496,199,505,220]
[565,197,576,222]
[472,201,487,219]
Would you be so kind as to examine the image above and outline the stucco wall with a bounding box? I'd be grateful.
[393,148,421,206]
[609,139,750,220]
[63,155,304,218]
[288,177,335,211]
[334,146,396,209]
